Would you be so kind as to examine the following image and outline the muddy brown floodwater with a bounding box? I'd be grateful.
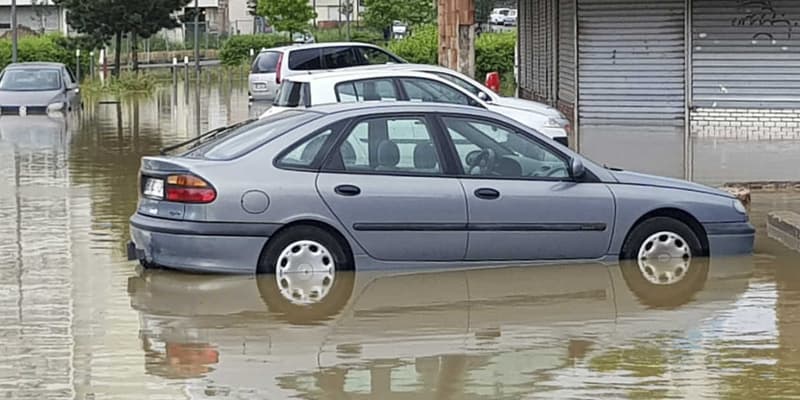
[2,81,800,399]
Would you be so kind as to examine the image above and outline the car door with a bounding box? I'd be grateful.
[316,114,467,262]
[439,115,615,261]
[62,67,79,109]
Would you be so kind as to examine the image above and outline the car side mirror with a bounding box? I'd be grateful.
[571,158,585,179]
[478,91,489,101]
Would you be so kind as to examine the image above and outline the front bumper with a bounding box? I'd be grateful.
[128,213,278,274]
[704,221,756,257]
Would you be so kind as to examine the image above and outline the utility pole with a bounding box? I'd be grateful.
[194,0,201,135]
[11,0,18,62]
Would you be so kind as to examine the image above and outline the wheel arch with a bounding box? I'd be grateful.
[620,208,709,258]
[257,219,356,273]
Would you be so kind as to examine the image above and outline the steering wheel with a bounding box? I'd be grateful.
[467,148,497,175]
[545,166,569,177]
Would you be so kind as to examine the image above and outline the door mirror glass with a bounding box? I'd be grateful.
[571,158,585,179]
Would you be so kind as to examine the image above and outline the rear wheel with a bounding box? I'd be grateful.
[620,217,708,308]
[257,225,354,323]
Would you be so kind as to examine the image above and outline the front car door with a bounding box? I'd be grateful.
[439,115,615,261]
[316,114,468,262]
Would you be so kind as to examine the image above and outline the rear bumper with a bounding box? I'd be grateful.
[704,221,756,257]
[128,213,278,274]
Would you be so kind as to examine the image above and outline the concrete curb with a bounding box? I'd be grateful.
[767,211,800,252]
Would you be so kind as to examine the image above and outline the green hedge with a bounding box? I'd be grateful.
[312,27,385,45]
[220,34,291,66]
[387,27,516,80]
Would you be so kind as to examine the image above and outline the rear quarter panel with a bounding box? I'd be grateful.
[607,184,745,256]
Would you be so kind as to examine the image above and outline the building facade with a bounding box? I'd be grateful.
[0,0,66,35]
[518,0,800,181]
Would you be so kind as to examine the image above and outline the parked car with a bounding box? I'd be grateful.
[127,102,754,275]
[249,42,405,102]
[489,8,512,24]
[261,69,571,145]
[0,62,80,116]
[503,9,518,26]
[337,63,572,141]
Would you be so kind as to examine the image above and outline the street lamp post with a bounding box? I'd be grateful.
[11,0,18,62]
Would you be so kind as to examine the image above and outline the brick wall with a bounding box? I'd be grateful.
[691,108,800,140]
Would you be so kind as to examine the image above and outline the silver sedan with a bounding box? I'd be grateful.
[128,103,754,283]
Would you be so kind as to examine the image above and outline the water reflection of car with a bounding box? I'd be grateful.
[0,62,80,116]
[128,102,754,275]
[127,257,754,398]
[0,115,68,149]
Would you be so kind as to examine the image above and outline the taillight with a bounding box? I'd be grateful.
[275,53,283,84]
[165,174,216,204]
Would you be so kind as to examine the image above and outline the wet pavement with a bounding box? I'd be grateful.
[2,81,800,399]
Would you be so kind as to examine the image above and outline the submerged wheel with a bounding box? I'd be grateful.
[620,217,709,308]
[257,225,354,323]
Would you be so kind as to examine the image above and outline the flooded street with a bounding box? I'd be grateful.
[2,81,800,399]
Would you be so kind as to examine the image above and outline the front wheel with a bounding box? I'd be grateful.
[620,217,708,308]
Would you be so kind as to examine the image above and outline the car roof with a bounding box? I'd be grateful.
[261,41,383,53]
[284,68,450,84]
[5,62,65,69]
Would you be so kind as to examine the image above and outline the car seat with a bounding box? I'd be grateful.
[375,140,400,171]
[413,143,439,172]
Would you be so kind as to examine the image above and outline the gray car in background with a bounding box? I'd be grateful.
[128,103,754,290]
[0,62,80,116]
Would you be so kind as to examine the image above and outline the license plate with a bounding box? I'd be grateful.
[143,177,164,199]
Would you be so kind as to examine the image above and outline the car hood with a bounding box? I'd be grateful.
[0,89,63,106]
[610,169,732,198]
[492,96,563,119]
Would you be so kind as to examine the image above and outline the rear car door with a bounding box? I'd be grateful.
[439,115,615,261]
[316,114,468,261]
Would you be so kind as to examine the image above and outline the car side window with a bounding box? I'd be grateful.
[288,49,322,71]
[277,129,334,169]
[322,47,359,68]
[335,79,398,102]
[432,72,483,97]
[441,116,569,179]
[398,78,475,106]
[326,117,442,174]
[357,47,398,65]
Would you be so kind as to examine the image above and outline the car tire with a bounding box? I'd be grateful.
[256,225,354,323]
[620,217,709,308]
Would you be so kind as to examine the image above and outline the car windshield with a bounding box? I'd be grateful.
[184,111,321,160]
[0,68,62,91]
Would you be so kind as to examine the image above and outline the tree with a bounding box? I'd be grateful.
[256,0,316,37]
[361,0,435,34]
[124,0,191,71]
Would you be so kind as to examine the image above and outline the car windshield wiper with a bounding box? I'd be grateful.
[160,117,258,155]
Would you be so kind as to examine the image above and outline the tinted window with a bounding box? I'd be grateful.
[432,71,483,97]
[357,47,400,65]
[399,78,475,106]
[327,117,442,174]
[288,49,321,71]
[322,47,359,68]
[187,111,320,160]
[335,79,398,102]
[277,129,333,168]
[252,51,281,73]
[442,116,568,179]
[273,80,310,107]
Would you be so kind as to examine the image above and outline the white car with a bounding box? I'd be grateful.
[248,42,405,102]
[489,8,512,24]
[262,70,569,144]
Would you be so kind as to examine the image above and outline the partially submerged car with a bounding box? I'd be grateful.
[0,62,80,116]
[261,69,571,145]
[127,102,754,275]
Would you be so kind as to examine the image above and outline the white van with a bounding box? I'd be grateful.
[248,42,405,101]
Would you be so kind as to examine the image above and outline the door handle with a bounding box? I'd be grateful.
[474,188,500,200]
[334,184,361,197]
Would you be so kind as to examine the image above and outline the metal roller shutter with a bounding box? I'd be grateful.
[558,0,576,105]
[518,0,556,103]
[693,0,800,108]
[577,0,686,177]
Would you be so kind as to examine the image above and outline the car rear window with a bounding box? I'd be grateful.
[252,51,281,73]
[273,80,311,107]
[185,111,320,160]
[288,49,322,71]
